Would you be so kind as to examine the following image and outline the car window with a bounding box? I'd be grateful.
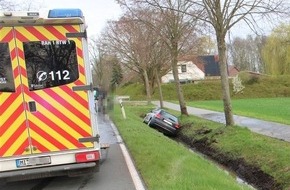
[161,111,178,123]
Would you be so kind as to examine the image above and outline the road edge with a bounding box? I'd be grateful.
[110,121,146,190]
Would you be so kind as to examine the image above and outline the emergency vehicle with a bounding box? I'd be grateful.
[0,9,101,182]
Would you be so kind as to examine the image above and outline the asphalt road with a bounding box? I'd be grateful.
[1,113,143,190]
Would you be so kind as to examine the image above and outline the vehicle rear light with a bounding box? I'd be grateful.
[75,151,100,163]
[175,124,180,129]
[155,113,161,119]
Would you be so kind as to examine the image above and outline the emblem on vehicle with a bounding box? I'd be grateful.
[37,71,47,82]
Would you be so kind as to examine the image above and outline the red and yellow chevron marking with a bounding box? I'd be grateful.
[0,27,30,157]
[0,25,93,158]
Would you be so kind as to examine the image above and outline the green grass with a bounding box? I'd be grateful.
[179,114,290,189]
[114,73,290,189]
[186,97,290,125]
[111,105,252,190]
[117,74,290,101]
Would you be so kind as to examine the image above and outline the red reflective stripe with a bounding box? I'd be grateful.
[17,65,27,78]
[0,104,24,136]
[10,48,17,61]
[0,92,17,116]
[45,88,90,124]
[30,139,50,152]
[78,64,85,75]
[29,121,67,150]
[0,121,27,155]
[2,30,13,42]
[14,140,30,155]
[75,80,85,86]
[16,48,25,61]
[0,86,23,114]
[13,66,19,77]
[46,26,66,40]
[32,111,86,148]
[25,26,48,41]
[63,25,78,33]
[15,30,29,41]
[62,86,87,108]
[77,47,83,57]
[27,91,90,137]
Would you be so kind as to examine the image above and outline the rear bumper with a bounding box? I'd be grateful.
[0,162,99,182]
[150,118,178,135]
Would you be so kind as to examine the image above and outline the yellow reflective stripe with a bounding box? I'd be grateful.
[30,130,59,151]
[0,114,25,147]
[34,91,91,134]
[16,27,39,41]
[0,27,11,40]
[1,95,23,124]
[28,114,77,149]
[34,103,89,138]
[4,131,27,157]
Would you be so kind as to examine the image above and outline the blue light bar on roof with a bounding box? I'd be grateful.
[48,9,83,18]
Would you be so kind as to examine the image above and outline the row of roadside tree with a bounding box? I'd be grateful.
[89,0,290,126]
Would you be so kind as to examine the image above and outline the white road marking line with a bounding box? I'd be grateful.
[110,122,146,190]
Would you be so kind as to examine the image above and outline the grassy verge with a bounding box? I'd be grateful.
[111,104,252,190]
[186,97,290,125]
[179,113,290,189]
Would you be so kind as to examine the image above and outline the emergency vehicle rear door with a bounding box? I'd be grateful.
[0,25,94,158]
[0,26,30,158]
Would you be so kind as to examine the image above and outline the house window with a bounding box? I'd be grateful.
[181,65,186,73]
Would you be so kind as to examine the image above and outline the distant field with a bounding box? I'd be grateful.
[187,97,290,125]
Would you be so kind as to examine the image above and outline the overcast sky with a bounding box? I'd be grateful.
[38,0,122,37]
[19,0,279,39]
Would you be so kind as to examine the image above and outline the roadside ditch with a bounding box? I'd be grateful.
[176,123,282,190]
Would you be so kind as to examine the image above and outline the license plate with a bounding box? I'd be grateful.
[163,119,172,125]
[16,156,51,168]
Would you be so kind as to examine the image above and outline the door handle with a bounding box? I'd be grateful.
[28,101,37,112]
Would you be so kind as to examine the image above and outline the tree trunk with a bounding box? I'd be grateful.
[143,69,152,105]
[155,68,164,108]
[171,46,188,115]
[217,34,235,126]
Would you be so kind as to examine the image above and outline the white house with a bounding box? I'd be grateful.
[161,55,239,83]
[161,61,205,83]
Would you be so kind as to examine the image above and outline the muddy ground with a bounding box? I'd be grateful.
[177,124,282,190]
